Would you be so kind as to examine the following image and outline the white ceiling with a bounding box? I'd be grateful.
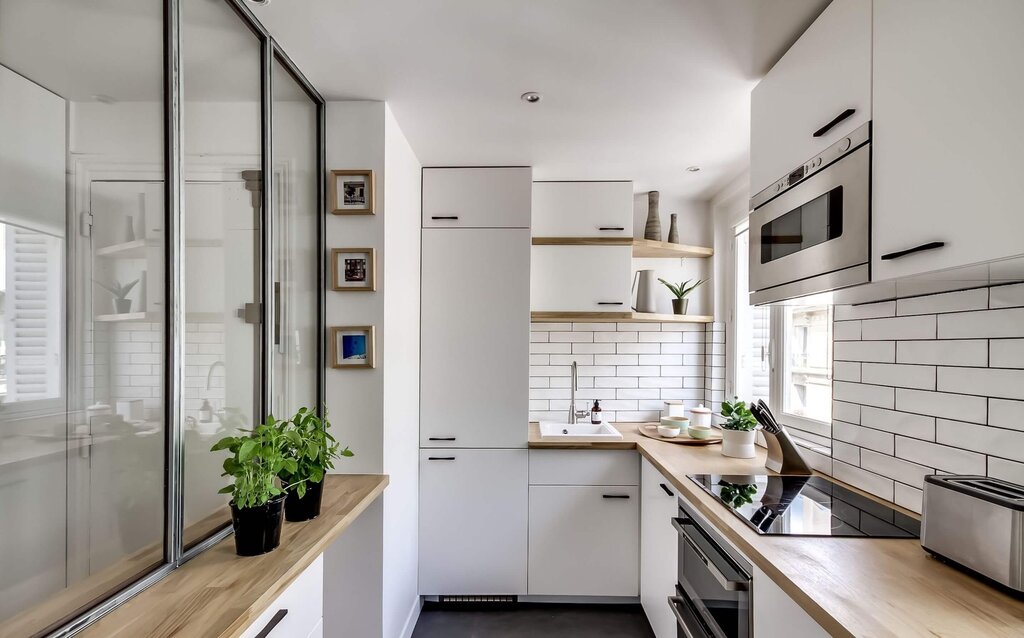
[254,0,830,202]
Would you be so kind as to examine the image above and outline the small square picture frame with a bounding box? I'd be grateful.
[330,326,375,369]
[331,247,376,292]
[330,169,375,215]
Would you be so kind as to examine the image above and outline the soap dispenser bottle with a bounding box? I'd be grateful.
[591,400,603,425]
[199,399,213,423]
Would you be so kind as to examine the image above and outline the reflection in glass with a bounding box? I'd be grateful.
[0,0,166,633]
[181,0,263,550]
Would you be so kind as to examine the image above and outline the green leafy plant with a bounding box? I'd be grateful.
[720,396,759,431]
[718,480,758,509]
[212,415,297,509]
[278,407,353,498]
[657,277,707,300]
[95,278,140,301]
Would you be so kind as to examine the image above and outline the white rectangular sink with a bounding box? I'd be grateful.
[538,422,623,441]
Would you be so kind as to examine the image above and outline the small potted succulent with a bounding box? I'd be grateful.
[96,278,139,314]
[278,406,352,522]
[719,397,759,459]
[212,415,295,556]
[657,277,707,315]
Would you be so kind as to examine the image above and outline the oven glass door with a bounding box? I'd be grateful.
[674,516,751,638]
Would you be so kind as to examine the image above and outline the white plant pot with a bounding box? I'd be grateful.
[721,429,757,459]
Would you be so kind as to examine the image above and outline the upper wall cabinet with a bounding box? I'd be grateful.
[871,0,1024,280]
[749,0,871,196]
[532,181,633,237]
[422,167,532,228]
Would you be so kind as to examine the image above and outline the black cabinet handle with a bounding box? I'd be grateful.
[597,302,624,306]
[881,241,946,261]
[813,108,856,138]
[428,456,456,461]
[428,437,456,441]
[255,609,288,638]
[431,215,459,220]
[659,483,675,497]
[598,226,625,231]
[602,494,630,499]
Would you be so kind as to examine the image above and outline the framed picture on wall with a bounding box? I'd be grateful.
[331,247,376,292]
[329,169,375,215]
[330,326,375,369]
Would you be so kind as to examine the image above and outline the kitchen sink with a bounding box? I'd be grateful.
[538,422,623,441]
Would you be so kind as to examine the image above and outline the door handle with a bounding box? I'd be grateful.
[880,241,945,261]
[667,597,700,638]
[602,494,630,499]
[672,518,748,591]
[254,609,288,638]
[597,302,624,306]
[598,227,625,231]
[659,483,675,497]
[431,216,459,220]
[427,456,456,461]
[813,108,856,138]
[428,437,456,441]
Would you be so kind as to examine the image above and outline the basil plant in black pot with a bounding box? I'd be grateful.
[278,407,353,522]
[212,416,296,556]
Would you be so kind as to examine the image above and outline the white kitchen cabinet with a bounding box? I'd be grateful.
[529,449,639,486]
[752,564,829,638]
[239,555,324,638]
[640,458,678,638]
[871,0,1024,280]
[422,167,532,228]
[532,181,633,237]
[419,449,529,594]
[420,228,529,448]
[528,485,639,596]
[750,0,871,196]
[530,245,632,312]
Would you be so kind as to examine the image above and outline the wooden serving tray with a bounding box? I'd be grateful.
[637,423,722,446]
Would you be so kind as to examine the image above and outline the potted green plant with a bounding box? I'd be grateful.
[211,415,296,556]
[719,397,759,459]
[657,277,707,315]
[95,278,139,314]
[278,407,352,522]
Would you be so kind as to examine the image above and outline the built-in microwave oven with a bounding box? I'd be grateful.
[748,122,871,305]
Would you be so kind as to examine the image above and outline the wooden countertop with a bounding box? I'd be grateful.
[530,422,1024,638]
[76,474,387,638]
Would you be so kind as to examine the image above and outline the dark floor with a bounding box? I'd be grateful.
[411,603,656,638]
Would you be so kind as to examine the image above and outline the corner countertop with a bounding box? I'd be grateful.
[75,474,387,638]
[529,422,1024,638]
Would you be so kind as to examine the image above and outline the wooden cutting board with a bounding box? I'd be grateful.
[636,423,722,446]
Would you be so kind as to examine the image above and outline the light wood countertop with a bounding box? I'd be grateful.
[76,474,387,638]
[530,422,1024,638]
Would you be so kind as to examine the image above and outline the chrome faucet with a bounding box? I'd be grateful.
[568,361,591,424]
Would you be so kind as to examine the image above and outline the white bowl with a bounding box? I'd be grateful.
[657,424,682,438]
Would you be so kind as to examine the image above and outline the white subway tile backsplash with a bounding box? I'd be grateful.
[595,331,638,343]
[896,288,988,316]
[616,343,661,354]
[833,420,895,454]
[937,307,1024,339]
[639,332,683,343]
[550,354,593,366]
[833,401,861,424]
[896,340,988,367]
[832,461,895,502]
[615,322,663,332]
[989,457,1024,485]
[615,365,660,377]
[936,366,1024,401]
[639,377,683,388]
[660,343,704,355]
[989,398,1024,432]
[530,365,570,377]
[894,483,923,514]
[861,316,936,341]
[577,365,617,377]
[617,410,661,422]
[832,441,861,465]
[990,339,1024,369]
[529,354,550,365]
[834,340,896,363]
[617,388,661,400]
[660,322,706,332]
[530,332,549,343]
[833,320,862,341]
[572,322,613,332]
[572,343,617,354]
[550,332,595,343]
[833,381,895,409]
[682,332,706,343]
[532,322,570,331]
[530,377,550,389]
[861,363,936,391]
[895,388,987,424]
[894,436,986,475]
[860,406,935,440]
[595,377,636,388]
[661,365,703,377]
[937,419,1024,463]
[989,282,1024,309]
[833,361,861,382]
[531,342,572,354]
[860,450,932,488]
[594,354,639,366]
[834,301,895,321]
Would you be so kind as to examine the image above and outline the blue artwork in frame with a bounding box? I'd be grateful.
[330,326,375,368]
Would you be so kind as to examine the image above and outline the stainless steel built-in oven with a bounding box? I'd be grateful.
[670,500,752,638]
[749,122,871,305]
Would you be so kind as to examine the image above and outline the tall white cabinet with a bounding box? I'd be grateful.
[419,167,531,595]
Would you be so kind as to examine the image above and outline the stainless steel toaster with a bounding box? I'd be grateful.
[921,475,1024,593]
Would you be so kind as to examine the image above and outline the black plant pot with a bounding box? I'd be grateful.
[231,493,286,556]
[285,479,324,522]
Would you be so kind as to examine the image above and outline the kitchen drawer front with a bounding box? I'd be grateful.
[640,457,679,638]
[239,555,323,638]
[529,449,639,486]
[422,167,532,228]
[530,245,632,312]
[532,181,633,237]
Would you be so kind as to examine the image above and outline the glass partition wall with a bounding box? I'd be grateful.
[0,1,325,635]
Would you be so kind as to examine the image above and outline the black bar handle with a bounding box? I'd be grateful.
[659,483,675,497]
[597,302,624,306]
[428,456,456,461]
[431,215,459,220]
[255,609,288,638]
[428,437,456,441]
[880,241,946,261]
[598,226,625,231]
[813,108,856,138]
[602,494,630,499]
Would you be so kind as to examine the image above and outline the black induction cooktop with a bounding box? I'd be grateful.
[688,474,921,538]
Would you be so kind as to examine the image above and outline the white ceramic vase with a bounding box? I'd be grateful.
[721,429,757,459]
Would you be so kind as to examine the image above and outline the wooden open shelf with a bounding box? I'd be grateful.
[531,311,713,324]
[531,237,713,259]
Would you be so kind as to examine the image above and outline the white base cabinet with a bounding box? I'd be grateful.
[640,458,679,638]
[419,449,529,594]
[531,181,633,237]
[239,555,324,638]
[530,245,632,312]
[752,564,829,638]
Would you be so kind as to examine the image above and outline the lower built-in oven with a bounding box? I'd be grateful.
[669,500,752,638]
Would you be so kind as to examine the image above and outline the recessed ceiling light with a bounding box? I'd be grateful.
[520,92,542,104]
[686,166,701,172]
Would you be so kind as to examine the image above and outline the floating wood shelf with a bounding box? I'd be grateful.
[531,311,713,324]
[95,311,155,323]
[531,237,713,259]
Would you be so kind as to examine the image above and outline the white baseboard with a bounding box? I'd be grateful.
[398,595,422,638]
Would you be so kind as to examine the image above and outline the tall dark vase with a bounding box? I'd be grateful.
[644,191,661,240]
[231,493,286,556]
[285,478,324,522]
